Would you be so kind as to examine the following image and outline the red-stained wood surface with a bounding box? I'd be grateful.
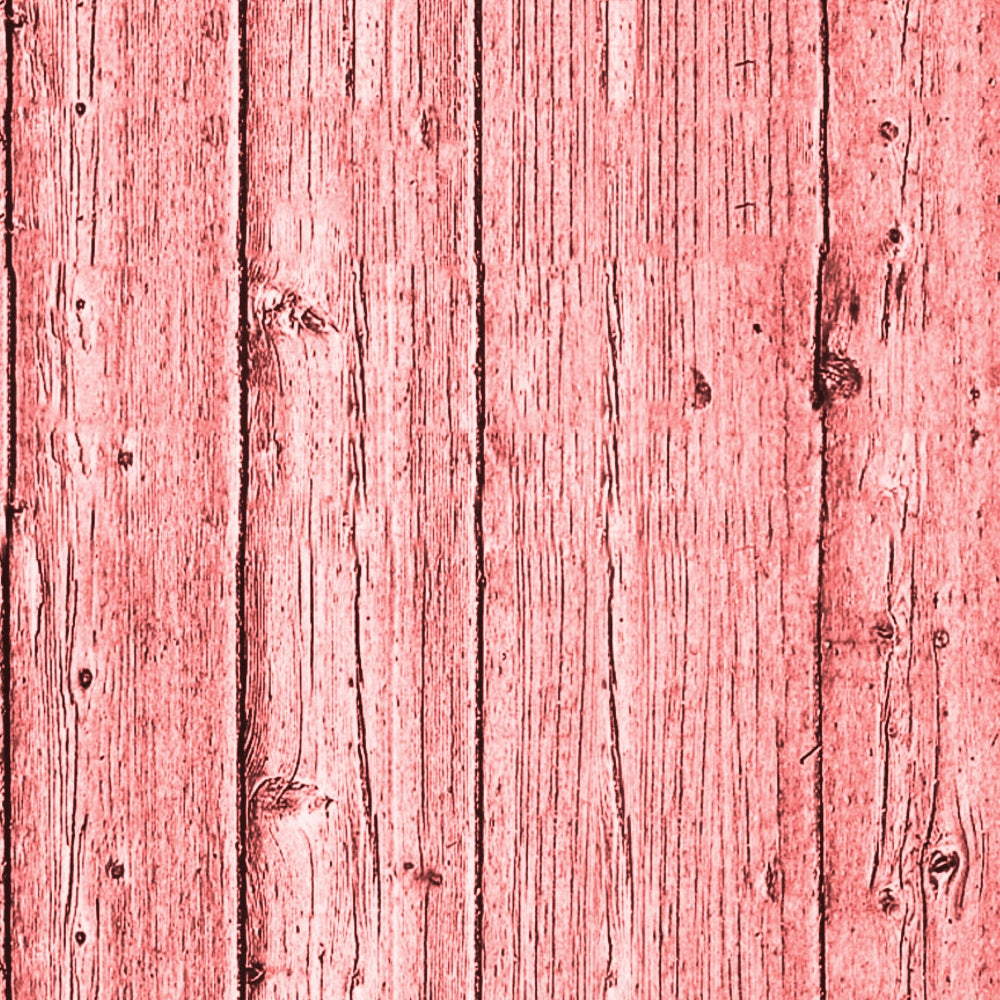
[480,0,824,996]
[4,0,239,997]
[820,5,1000,998]
[3,0,1000,998]
[243,0,474,996]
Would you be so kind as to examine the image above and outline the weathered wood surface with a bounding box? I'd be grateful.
[2,0,1000,998]
[243,0,474,996]
[481,0,825,996]
[820,5,1000,998]
[4,0,240,997]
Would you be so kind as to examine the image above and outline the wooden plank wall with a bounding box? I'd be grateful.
[1,1,998,998]
[5,0,239,997]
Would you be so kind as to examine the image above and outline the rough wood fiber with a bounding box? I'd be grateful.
[5,0,239,997]
[481,0,823,996]
[820,4,1000,997]
[243,0,474,995]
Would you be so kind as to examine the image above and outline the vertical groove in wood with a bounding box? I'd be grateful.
[472,0,486,987]
[1,4,12,997]
[243,0,475,995]
[6,0,240,996]
[821,5,1000,998]
[482,0,825,995]
[236,0,250,989]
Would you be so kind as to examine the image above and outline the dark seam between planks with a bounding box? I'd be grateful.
[813,0,832,997]
[472,0,485,992]
[236,0,250,992]
[2,0,16,996]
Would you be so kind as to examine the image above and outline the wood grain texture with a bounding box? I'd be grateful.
[6,1,239,996]
[243,0,474,995]
[821,4,1000,997]
[481,0,824,996]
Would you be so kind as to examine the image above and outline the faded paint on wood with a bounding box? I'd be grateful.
[5,1,239,996]
[243,0,475,995]
[482,0,824,996]
[3,0,1000,997]
[821,4,1000,997]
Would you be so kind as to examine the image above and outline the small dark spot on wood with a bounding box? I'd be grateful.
[752,323,762,334]
[245,963,265,985]
[849,291,860,323]
[878,887,899,914]
[971,386,980,402]
[765,860,781,902]
[419,108,436,148]
[78,668,93,689]
[888,227,903,245]
[894,263,907,302]
[347,676,354,687]
[879,120,899,141]
[75,298,85,311]
[117,450,133,469]
[402,861,414,870]
[933,629,950,649]
[74,931,86,945]
[815,353,863,407]
[8,11,26,28]
[106,860,125,880]
[75,102,87,116]
[971,427,983,446]
[692,368,712,409]
[425,869,444,887]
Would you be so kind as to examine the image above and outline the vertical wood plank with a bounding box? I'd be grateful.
[243,0,474,995]
[6,0,239,997]
[822,5,1000,997]
[481,0,824,996]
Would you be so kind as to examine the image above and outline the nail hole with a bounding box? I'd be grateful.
[888,227,903,245]
[75,102,87,116]
[74,931,86,945]
[78,668,93,689]
[879,120,899,141]
[752,322,762,333]
[933,629,949,649]
[75,298,86,311]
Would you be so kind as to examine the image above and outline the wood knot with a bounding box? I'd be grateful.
[692,367,712,410]
[245,962,265,985]
[250,778,332,818]
[814,353,862,408]
[117,450,133,469]
[933,629,950,649]
[877,887,899,914]
[879,120,899,141]
[871,616,895,644]
[928,850,960,891]
[106,860,125,880]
